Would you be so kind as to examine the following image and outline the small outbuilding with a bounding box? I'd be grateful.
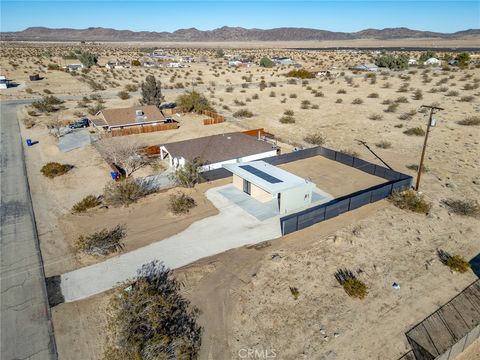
[160,132,278,171]
[424,57,441,66]
[223,161,315,214]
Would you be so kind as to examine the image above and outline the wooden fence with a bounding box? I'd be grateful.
[106,123,179,137]
[198,109,225,125]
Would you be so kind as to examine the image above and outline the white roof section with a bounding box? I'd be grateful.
[223,161,313,194]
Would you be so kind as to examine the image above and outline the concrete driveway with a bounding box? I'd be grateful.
[60,185,282,302]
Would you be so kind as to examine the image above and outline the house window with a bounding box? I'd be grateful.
[243,179,251,195]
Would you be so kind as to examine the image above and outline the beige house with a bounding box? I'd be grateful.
[223,161,315,214]
[91,105,166,131]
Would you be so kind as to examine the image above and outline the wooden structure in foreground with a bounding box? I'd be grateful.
[405,279,480,360]
[105,123,179,137]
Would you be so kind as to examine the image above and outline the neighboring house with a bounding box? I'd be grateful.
[223,160,315,214]
[166,62,181,68]
[91,105,166,131]
[228,60,242,67]
[159,132,278,171]
[353,63,379,72]
[142,61,157,68]
[105,61,131,69]
[273,56,294,65]
[179,56,194,63]
[224,54,242,60]
[63,63,84,72]
[448,59,459,66]
[408,59,417,66]
[151,50,176,61]
[0,75,9,89]
[424,57,441,66]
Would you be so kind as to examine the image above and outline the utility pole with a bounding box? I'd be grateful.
[415,105,444,191]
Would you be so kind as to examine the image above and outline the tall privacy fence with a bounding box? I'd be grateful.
[200,145,413,236]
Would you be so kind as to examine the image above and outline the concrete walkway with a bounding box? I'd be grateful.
[60,185,282,302]
[1,101,57,359]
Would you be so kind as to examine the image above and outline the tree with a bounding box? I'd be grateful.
[169,158,203,188]
[215,49,224,58]
[140,75,164,107]
[176,90,212,112]
[259,56,274,68]
[419,51,437,63]
[103,261,202,360]
[131,59,141,66]
[78,51,98,67]
[96,137,146,177]
[457,52,471,66]
[375,53,408,70]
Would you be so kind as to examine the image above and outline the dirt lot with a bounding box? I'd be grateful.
[3,43,479,359]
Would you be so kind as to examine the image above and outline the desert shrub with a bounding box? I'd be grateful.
[88,102,105,115]
[269,91,276,97]
[23,117,36,129]
[304,133,325,145]
[442,199,480,217]
[125,83,138,92]
[103,261,201,360]
[103,178,152,206]
[32,95,64,113]
[311,104,319,109]
[169,192,196,215]
[389,190,431,214]
[375,53,408,70]
[279,115,295,124]
[169,158,203,188]
[375,141,391,149]
[131,59,141,66]
[289,286,300,300]
[403,127,425,136]
[412,89,423,100]
[335,98,343,103]
[233,109,253,118]
[117,91,130,100]
[395,96,409,103]
[459,95,474,102]
[285,69,314,79]
[337,89,346,94]
[74,224,125,256]
[445,90,459,97]
[47,63,60,70]
[78,51,98,67]
[457,116,480,126]
[367,93,379,98]
[259,56,274,68]
[43,88,52,94]
[252,94,259,100]
[437,250,470,273]
[352,98,363,105]
[72,195,101,213]
[339,148,359,157]
[406,164,429,173]
[284,109,294,116]
[301,100,311,109]
[398,110,417,121]
[176,90,212,112]
[384,103,399,113]
[225,86,234,93]
[40,162,72,178]
[289,93,297,98]
[335,269,368,299]
[369,113,383,121]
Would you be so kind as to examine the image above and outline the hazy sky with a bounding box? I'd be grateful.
[1,1,479,33]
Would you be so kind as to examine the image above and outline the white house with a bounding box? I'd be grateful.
[353,63,378,72]
[223,161,316,215]
[424,57,441,66]
[166,62,181,68]
[408,59,417,66]
[159,132,278,171]
[63,63,84,72]
[273,56,294,65]
[105,61,131,70]
[0,75,8,89]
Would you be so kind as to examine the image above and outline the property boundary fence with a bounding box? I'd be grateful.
[106,123,179,137]
[201,145,413,235]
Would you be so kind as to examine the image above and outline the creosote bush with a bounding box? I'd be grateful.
[335,269,368,299]
[176,90,212,112]
[103,261,202,360]
[375,141,391,149]
[104,178,152,206]
[437,250,470,273]
[279,115,295,124]
[40,162,72,178]
[403,127,425,136]
[74,224,125,257]
[233,109,254,118]
[457,116,480,126]
[442,199,480,217]
[304,133,325,145]
[289,286,300,300]
[72,195,101,213]
[169,158,203,188]
[168,192,197,215]
[285,69,314,79]
[389,190,431,214]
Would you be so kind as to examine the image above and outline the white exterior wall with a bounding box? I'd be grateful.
[279,182,315,215]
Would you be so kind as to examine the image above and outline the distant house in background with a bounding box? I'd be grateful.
[92,105,167,131]
[353,63,379,72]
[159,132,278,171]
[105,61,131,70]
[166,62,182,68]
[408,59,417,66]
[423,57,441,66]
[63,63,84,72]
[224,54,242,60]
[151,50,176,61]
[448,59,459,66]
[142,61,157,68]
[223,161,315,214]
[273,56,294,65]
[0,75,10,89]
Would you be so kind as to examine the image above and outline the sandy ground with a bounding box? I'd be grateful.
[3,44,479,359]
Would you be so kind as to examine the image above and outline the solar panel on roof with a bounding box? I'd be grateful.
[239,165,283,184]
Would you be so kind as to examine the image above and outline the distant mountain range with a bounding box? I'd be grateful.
[2,26,480,42]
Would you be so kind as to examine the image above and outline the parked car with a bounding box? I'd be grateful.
[69,118,90,129]
[164,118,177,123]
[159,102,176,110]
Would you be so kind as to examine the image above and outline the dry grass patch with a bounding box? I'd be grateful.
[304,133,325,145]
[168,192,197,215]
[442,199,480,217]
[40,162,73,178]
[437,250,471,273]
[74,224,126,257]
[335,269,368,299]
[389,190,432,214]
[457,116,480,126]
[403,127,425,136]
[72,195,101,213]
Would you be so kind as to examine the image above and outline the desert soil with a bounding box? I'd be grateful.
[1,43,479,359]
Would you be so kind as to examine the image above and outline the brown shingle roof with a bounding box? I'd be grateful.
[99,105,165,128]
[162,132,276,165]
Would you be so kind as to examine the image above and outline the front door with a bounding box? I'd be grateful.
[243,179,251,195]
